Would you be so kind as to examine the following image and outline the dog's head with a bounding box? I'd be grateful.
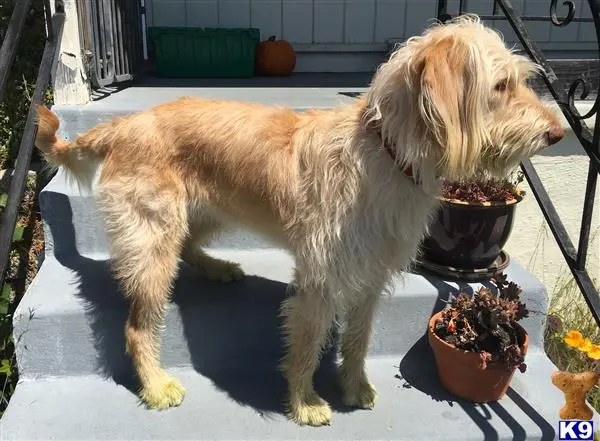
[365,15,564,181]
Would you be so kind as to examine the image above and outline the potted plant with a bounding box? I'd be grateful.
[420,171,525,276]
[428,273,529,402]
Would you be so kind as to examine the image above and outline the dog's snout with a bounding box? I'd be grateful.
[547,123,565,145]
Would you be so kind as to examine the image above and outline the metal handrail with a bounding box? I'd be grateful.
[0,1,65,291]
[438,0,600,326]
[0,0,33,104]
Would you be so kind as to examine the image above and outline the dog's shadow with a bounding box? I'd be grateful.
[42,191,351,416]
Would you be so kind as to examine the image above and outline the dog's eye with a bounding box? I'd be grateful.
[494,80,508,92]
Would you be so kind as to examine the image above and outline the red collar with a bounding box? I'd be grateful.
[383,142,415,179]
[378,130,418,182]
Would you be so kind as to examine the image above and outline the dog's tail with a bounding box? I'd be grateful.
[35,105,108,192]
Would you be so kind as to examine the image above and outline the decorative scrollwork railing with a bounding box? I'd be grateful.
[438,0,600,326]
[550,0,576,27]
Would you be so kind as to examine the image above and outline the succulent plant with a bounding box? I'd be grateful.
[440,171,525,203]
[433,272,529,371]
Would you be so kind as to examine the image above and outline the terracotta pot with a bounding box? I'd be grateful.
[421,192,524,269]
[428,311,529,402]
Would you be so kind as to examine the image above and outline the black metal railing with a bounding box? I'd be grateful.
[76,0,144,91]
[0,1,65,293]
[438,0,600,325]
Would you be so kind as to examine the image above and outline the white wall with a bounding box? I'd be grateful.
[145,0,438,46]
[145,0,597,46]
[504,102,600,296]
[143,0,598,72]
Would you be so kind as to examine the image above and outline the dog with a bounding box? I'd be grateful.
[34,15,563,427]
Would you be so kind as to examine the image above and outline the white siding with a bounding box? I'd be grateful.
[250,0,282,40]
[440,0,595,54]
[281,1,312,43]
[579,0,596,42]
[373,0,406,43]
[345,0,376,43]
[146,0,594,56]
[186,2,219,27]
[147,0,432,45]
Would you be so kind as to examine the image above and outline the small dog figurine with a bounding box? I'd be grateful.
[35,15,563,426]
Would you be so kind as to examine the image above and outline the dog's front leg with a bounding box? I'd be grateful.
[339,292,379,409]
[279,282,335,426]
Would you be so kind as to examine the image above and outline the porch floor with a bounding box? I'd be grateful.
[92,73,370,108]
[3,353,559,440]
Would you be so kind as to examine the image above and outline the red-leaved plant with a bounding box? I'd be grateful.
[433,273,529,372]
[440,171,525,203]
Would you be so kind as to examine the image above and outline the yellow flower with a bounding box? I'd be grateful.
[587,345,600,360]
[565,330,585,348]
[580,338,594,352]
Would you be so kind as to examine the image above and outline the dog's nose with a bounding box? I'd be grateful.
[547,123,565,145]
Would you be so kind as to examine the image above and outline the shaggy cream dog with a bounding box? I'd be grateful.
[35,15,563,427]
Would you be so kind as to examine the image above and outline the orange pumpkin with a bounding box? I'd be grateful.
[255,36,296,76]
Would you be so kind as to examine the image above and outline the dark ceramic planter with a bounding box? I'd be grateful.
[421,192,523,269]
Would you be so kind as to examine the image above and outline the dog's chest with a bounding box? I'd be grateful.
[348,184,438,267]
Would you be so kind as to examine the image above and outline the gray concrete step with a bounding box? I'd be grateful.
[53,76,368,141]
[13,252,549,379]
[1,355,562,440]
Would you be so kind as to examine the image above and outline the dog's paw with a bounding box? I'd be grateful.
[197,257,245,283]
[141,376,186,409]
[288,394,332,426]
[342,380,377,409]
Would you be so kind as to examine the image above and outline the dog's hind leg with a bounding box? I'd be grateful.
[98,173,188,409]
[338,293,379,409]
[280,273,336,426]
[181,217,245,283]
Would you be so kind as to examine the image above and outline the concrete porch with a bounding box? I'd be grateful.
[0,77,584,440]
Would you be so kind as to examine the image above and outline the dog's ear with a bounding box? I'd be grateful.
[418,37,487,180]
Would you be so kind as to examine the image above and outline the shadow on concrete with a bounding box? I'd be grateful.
[42,191,355,417]
[90,73,372,101]
[174,272,349,416]
[396,272,555,441]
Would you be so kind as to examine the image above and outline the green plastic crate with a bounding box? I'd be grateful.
[148,27,260,78]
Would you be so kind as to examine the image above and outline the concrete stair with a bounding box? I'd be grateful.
[1,82,568,440]
[52,74,369,140]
